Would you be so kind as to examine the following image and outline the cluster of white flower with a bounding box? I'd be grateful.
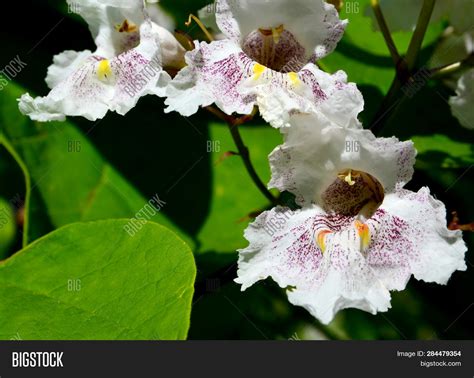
[17,0,468,324]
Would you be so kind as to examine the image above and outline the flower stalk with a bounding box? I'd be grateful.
[370,0,402,68]
[405,0,436,71]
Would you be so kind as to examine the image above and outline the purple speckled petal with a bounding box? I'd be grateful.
[165,40,257,117]
[376,188,467,288]
[246,63,364,129]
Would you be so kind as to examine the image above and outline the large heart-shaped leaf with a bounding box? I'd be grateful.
[0,219,196,340]
[0,143,26,257]
[0,197,16,259]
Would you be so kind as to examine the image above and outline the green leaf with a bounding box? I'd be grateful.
[0,143,28,256]
[0,198,16,259]
[0,219,196,340]
[196,123,282,254]
[412,134,474,169]
[0,81,192,248]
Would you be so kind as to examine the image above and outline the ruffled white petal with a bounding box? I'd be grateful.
[151,23,186,70]
[45,50,94,90]
[165,40,256,116]
[249,65,364,128]
[449,68,474,129]
[216,0,347,60]
[269,114,416,206]
[18,94,67,122]
[166,1,352,119]
[379,188,467,286]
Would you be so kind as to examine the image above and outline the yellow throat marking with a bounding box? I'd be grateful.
[97,59,112,81]
[316,230,332,254]
[355,220,370,250]
[252,63,266,80]
[288,72,300,85]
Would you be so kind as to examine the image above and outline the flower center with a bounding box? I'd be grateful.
[242,25,307,73]
[113,19,140,54]
[321,169,385,219]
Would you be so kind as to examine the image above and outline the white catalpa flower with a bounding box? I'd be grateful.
[18,0,185,122]
[450,68,474,129]
[165,0,363,129]
[236,114,467,324]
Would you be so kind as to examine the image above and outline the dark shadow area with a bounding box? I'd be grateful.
[76,97,213,238]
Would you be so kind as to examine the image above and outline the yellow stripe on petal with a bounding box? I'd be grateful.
[252,63,266,80]
[288,72,300,86]
[355,220,371,250]
[97,59,112,82]
[316,230,332,254]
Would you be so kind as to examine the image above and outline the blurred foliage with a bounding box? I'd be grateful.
[321,0,444,124]
[0,0,472,340]
[0,81,192,247]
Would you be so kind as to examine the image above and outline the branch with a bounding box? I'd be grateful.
[370,0,403,68]
[205,106,280,206]
[405,0,436,71]
[370,0,436,135]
